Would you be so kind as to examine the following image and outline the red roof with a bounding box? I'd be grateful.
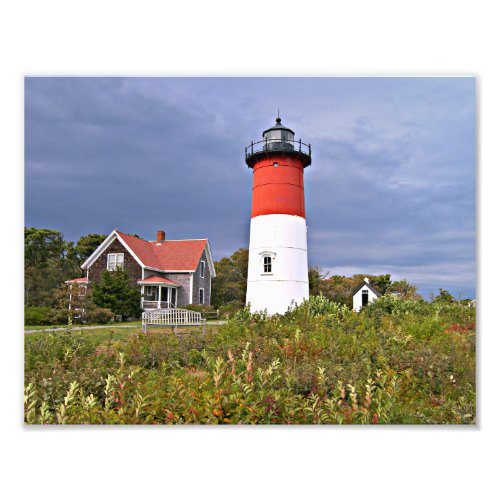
[137,276,181,286]
[65,277,89,284]
[116,231,207,271]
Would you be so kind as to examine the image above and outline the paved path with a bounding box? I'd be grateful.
[25,321,227,334]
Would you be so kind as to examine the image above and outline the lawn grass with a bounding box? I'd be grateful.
[26,326,137,344]
[25,324,69,330]
[24,318,223,331]
[24,320,143,331]
[26,323,218,345]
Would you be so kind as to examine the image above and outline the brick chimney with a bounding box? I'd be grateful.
[156,230,165,244]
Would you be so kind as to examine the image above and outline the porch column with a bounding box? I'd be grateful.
[157,285,161,309]
[168,287,172,307]
[140,285,144,309]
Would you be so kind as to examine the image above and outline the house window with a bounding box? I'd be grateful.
[200,260,205,278]
[263,255,272,273]
[145,286,158,300]
[199,288,204,304]
[107,253,124,271]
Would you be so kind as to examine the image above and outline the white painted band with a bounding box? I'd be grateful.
[246,214,309,314]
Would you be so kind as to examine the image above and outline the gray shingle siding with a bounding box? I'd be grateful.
[192,249,211,305]
[164,272,192,306]
[88,239,142,286]
[143,269,192,306]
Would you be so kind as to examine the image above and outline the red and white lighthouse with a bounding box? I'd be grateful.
[245,117,312,314]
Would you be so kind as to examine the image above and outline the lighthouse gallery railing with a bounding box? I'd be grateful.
[245,138,311,160]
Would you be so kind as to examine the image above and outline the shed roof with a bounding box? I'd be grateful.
[352,280,382,297]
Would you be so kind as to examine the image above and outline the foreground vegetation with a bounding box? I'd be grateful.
[24,296,475,424]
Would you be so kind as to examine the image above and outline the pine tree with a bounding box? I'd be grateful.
[92,269,142,319]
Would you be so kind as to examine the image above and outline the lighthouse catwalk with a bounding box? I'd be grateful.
[245,117,312,314]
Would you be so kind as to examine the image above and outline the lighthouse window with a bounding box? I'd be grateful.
[263,256,272,273]
[266,129,281,142]
[273,162,279,167]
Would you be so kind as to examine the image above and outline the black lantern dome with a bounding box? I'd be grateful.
[245,116,311,168]
[262,117,295,144]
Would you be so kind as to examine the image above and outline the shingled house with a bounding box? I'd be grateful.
[70,229,215,309]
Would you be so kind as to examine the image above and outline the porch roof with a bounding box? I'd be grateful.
[65,277,89,284]
[137,276,181,286]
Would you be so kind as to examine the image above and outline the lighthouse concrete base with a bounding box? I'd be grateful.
[246,214,309,315]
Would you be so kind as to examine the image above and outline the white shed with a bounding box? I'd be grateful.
[352,277,381,312]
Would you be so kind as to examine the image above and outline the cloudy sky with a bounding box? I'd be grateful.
[25,77,476,299]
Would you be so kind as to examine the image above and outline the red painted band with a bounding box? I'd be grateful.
[251,155,307,218]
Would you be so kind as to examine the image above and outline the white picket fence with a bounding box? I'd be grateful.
[141,308,206,333]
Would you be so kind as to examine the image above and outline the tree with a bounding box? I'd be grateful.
[308,266,329,296]
[47,283,113,325]
[371,274,392,295]
[319,275,359,306]
[388,279,422,300]
[211,248,248,309]
[92,269,142,320]
[433,288,455,304]
[317,273,422,307]
[75,234,107,264]
[24,227,79,306]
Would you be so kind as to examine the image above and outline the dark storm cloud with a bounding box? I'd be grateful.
[25,77,476,299]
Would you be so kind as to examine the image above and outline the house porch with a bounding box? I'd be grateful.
[138,276,181,310]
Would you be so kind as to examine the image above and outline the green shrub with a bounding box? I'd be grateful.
[85,307,114,324]
[184,304,214,313]
[219,303,240,318]
[292,295,350,317]
[25,306,51,326]
[364,294,431,315]
[24,297,476,425]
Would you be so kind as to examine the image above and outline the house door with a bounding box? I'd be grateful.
[171,287,177,307]
[160,287,169,304]
[362,290,369,306]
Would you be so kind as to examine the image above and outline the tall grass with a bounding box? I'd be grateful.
[24,297,475,424]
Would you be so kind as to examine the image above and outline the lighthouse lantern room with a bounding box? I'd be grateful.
[245,117,312,314]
